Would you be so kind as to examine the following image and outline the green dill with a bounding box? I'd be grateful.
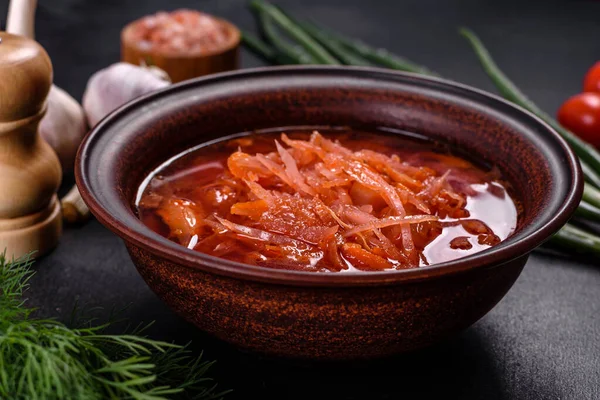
[0,252,229,400]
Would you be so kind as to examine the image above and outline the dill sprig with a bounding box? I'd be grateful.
[0,252,229,400]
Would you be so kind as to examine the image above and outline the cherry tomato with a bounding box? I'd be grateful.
[584,62,600,93]
[557,92,600,147]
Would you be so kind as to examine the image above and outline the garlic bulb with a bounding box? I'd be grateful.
[65,62,170,224]
[40,86,88,171]
[83,62,170,127]
[7,0,88,173]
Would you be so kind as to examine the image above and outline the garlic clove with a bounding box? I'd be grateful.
[66,62,171,225]
[40,86,88,173]
[82,62,170,128]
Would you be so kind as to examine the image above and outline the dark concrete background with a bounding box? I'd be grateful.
[1,0,599,398]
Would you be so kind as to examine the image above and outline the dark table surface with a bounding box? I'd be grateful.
[1,0,599,399]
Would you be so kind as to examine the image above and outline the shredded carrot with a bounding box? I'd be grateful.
[341,243,393,271]
[343,215,439,237]
[216,133,448,269]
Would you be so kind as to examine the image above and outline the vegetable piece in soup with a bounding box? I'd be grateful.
[137,130,518,272]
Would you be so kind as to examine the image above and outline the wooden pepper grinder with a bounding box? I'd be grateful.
[0,32,62,259]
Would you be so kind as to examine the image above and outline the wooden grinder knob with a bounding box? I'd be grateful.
[0,32,62,259]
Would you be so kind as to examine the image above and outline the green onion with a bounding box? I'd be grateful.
[547,224,600,256]
[582,183,600,210]
[294,21,370,66]
[241,31,276,62]
[574,201,600,222]
[242,30,304,65]
[304,20,437,75]
[580,161,600,190]
[249,0,340,65]
[257,11,315,64]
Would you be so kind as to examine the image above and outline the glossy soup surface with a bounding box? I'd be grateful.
[137,129,519,272]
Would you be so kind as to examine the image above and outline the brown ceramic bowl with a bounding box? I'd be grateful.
[76,66,582,360]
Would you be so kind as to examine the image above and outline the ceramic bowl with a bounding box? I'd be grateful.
[76,66,582,360]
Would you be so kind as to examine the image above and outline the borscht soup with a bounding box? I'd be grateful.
[136,129,518,272]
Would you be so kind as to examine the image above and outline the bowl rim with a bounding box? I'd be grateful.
[75,65,583,287]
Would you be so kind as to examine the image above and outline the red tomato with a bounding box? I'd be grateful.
[584,62,600,93]
[557,92,600,147]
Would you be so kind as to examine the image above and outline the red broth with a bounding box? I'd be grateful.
[137,129,518,272]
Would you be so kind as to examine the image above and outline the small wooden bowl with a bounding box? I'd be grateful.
[121,12,240,83]
[76,67,582,360]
